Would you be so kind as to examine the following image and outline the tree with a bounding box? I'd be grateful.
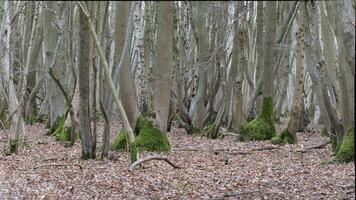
[272,2,305,145]
[153,1,174,132]
[234,1,246,134]
[78,2,96,159]
[241,1,277,141]
[114,1,138,129]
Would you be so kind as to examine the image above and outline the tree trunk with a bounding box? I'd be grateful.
[234,1,245,133]
[43,2,66,131]
[114,1,138,129]
[262,1,277,100]
[286,6,305,142]
[78,2,138,163]
[78,2,95,159]
[153,1,174,132]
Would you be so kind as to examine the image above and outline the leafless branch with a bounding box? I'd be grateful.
[129,156,181,172]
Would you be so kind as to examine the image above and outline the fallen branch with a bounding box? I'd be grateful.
[220,132,241,137]
[297,140,331,153]
[252,145,280,151]
[175,146,280,155]
[129,156,181,172]
[33,163,83,170]
[211,190,261,200]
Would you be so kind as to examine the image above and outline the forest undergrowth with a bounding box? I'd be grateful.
[0,121,354,199]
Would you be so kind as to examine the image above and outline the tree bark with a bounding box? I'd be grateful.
[286,6,305,141]
[262,1,277,99]
[234,1,245,133]
[114,1,138,129]
[153,1,174,132]
[78,2,95,159]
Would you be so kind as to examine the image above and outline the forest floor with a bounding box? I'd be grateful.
[0,121,354,200]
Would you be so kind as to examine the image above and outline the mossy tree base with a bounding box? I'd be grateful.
[48,116,80,142]
[46,116,65,135]
[241,97,276,141]
[111,131,127,150]
[271,129,297,145]
[335,127,354,163]
[112,116,170,152]
[204,124,219,139]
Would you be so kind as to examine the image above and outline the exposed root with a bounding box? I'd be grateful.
[129,156,181,172]
[210,190,262,200]
[297,140,331,153]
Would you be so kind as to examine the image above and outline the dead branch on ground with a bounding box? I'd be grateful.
[129,156,181,172]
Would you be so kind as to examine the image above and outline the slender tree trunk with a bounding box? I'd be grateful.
[78,2,95,159]
[286,6,305,142]
[234,1,245,133]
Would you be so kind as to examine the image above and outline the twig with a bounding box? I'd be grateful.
[33,163,83,170]
[211,190,261,200]
[129,156,181,172]
[175,145,280,156]
[297,140,331,153]
[220,132,240,137]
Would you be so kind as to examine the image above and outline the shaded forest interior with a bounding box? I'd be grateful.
[0,1,355,199]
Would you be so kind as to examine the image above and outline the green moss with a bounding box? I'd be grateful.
[135,116,150,136]
[271,129,297,145]
[54,127,70,141]
[54,126,80,142]
[271,135,283,144]
[331,136,340,153]
[46,116,65,135]
[135,120,170,152]
[9,141,17,153]
[130,143,138,163]
[241,97,276,140]
[335,127,354,162]
[186,125,200,135]
[320,125,328,136]
[204,124,218,139]
[28,107,39,125]
[113,116,170,152]
[0,110,10,129]
[111,131,127,150]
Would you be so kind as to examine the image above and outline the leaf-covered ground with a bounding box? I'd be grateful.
[0,122,354,199]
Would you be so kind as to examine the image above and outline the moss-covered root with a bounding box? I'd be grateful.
[241,97,276,141]
[335,127,354,163]
[271,129,297,145]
